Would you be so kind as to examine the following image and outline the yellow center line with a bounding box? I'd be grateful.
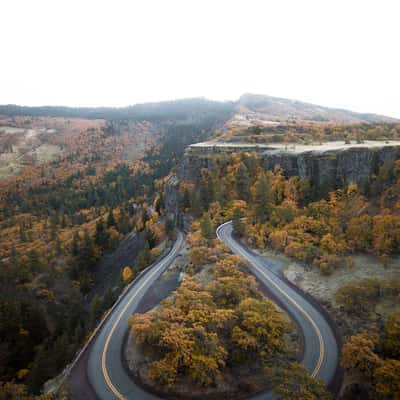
[217,223,325,378]
[101,236,181,400]
[101,226,324,400]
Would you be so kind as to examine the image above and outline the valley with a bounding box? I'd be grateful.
[0,94,400,400]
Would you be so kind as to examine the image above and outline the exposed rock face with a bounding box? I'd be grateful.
[165,174,179,219]
[262,146,400,192]
[181,141,400,193]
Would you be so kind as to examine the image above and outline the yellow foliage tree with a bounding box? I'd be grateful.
[122,266,133,282]
[341,333,382,377]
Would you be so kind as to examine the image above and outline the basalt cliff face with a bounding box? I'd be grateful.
[180,141,400,194]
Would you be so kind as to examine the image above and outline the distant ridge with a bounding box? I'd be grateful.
[237,93,397,123]
[0,94,396,123]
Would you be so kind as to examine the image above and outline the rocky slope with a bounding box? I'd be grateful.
[181,140,400,194]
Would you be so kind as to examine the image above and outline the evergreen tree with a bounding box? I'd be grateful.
[182,188,191,210]
[141,208,150,229]
[71,231,80,256]
[95,219,110,250]
[165,218,175,235]
[28,249,41,272]
[199,176,214,210]
[155,193,165,214]
[107,209,116,227]
[136,240,151,270]
[117,209,131,235]
[146,228,157,249]
[200,212,214,240]
[232,208,246,237]
[102,288,115,310]
[78,230,98,272]
[254,171,274,222]
[28,345,52,394]
[55,234,62,255]
[236,162,250,201]
[191,191,202,218]
[90,294,103,328]
[19,224,27,242]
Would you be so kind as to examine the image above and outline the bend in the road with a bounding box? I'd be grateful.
[87,223,339,400]
[216,221,339,386]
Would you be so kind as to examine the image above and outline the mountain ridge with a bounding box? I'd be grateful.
[0,94,397,123]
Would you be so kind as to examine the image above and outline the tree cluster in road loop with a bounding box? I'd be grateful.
[129,223,332,399]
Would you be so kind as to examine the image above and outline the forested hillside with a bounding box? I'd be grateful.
[1,95,399,398]
[177,150,400,399]
[0,103,228,396]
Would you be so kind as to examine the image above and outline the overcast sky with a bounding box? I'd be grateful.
[1,0,399,117]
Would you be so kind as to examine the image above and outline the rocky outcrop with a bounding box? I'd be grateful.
[262,146,400,191]
[165,174,179,219]
[181,141,400,193]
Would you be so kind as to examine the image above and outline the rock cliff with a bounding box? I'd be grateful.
[180,141,400,194]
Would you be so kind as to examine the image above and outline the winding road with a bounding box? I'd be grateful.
[86,223,339,400]
[87,232,184,400]
[216,222,339,393]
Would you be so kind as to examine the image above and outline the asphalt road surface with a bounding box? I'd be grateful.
[216,221,339,399]
[87,223,338,400]
[87,232,184,400]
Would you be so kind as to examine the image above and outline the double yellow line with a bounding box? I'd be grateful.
[100,224,324,400]
[101,235,182,400]
[217,222,324,378]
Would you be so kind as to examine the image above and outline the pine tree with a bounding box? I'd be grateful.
[117,209,131,235]
[182,188,191,210]
[191,191,202,218]
[95,219,110,250]
[102,288,115,309]
[28,345,52,394]
[232,208,245,237]
[200,212,214,240]
[71,231,80,256]
[78,230,98,272]
[28,249,41,272]
[236,162,250,201]
[19,224,27,242]
[199,176,214,210]
[135,240,151,270]
[107,209,116,227]
[254,171,273,222]
[90,294,103,328]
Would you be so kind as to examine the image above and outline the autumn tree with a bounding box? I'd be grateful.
[273,363,332,400]
[341,333,382,377]
[374,359,400,400]
[129,257,290,391]
[232,297,289,363]
[0,382,52,400]
[383,311,400,358]
[122,266,133,282]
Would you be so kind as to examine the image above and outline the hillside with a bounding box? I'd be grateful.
[0,94,399,398]
[0,94,396,124]
[235,93,397,124]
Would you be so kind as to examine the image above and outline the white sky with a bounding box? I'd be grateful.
[1,0,399,117]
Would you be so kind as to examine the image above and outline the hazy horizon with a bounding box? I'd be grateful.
[1,0,399,118]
